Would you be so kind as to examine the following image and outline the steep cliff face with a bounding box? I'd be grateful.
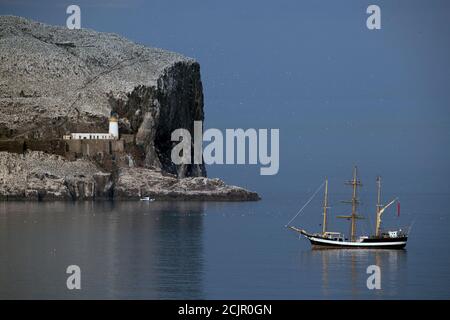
[108,61,205,177]
[0,15,205,177]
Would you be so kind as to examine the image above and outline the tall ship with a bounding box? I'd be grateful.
[288,167,408,249]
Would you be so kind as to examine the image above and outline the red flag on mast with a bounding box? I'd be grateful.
[397,201,401,217]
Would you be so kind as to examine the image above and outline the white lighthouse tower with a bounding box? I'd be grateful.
[108,113,119,139]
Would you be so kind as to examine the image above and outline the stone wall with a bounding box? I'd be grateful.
[64,139,124,157]
[0,139,65,156]
[0,138,136,173]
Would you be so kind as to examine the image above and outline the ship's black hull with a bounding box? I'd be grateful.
[308,237,407,249]
[288,227,408,249]
[302,231,407,249]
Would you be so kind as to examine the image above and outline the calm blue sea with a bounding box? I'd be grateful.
[1,193,449,299]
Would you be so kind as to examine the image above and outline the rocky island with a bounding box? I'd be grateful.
[0,16,259,201]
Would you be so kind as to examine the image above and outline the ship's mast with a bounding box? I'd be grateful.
[349,167,360,241]
[322,178,329,235]
[375,176,382,237]
[338,166,362,241]
[375,176,398,237]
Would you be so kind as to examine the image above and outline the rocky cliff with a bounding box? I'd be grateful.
[0,16,259,201]
[0,151,258,201]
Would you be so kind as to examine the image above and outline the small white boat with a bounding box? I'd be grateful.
[140,196,155,202]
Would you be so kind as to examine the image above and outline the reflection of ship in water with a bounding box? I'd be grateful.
[301,249,408,297]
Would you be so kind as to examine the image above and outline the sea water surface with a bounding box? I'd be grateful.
[1,194,449,299]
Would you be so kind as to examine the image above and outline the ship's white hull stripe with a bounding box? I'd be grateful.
[307,236,406,247]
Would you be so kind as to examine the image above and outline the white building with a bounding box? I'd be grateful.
[63,114,119,140]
